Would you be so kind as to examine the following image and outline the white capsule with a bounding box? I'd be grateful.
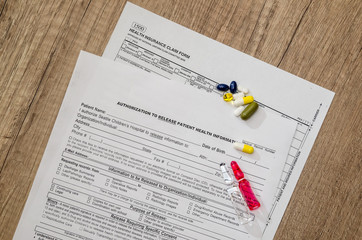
[237,86,249,94]
[233,142,254,154]
[232,99,244,107]
[233,92,245,99]
[233,106,245,116]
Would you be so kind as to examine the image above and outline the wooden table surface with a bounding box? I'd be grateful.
[0,0,361,239]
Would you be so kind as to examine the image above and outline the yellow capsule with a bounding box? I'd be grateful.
[223,93,234,102]
[243,96,254,104]
[233,142,254,154]
[242,144,254,154]
[232,95,254,107]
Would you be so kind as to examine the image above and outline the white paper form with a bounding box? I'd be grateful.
[103,3,335,239]
[14,52,295,240]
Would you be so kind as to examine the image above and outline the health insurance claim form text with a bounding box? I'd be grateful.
[103,2,335,238]
[14,52,295,240]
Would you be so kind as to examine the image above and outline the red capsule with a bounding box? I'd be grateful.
[230,161,261,210]
[238,179,261,210]
[231,161,244,180]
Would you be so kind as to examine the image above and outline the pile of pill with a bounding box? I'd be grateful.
[217,81,258,154]
[217,81,259,120]
[216,81,259,120]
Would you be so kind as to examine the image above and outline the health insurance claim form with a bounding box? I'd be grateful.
[14,52,294,240]
[103,2,335,239]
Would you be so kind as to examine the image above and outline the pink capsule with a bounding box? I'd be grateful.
[231,161,261,210]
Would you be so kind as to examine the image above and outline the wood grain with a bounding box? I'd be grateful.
[0,0,360,239]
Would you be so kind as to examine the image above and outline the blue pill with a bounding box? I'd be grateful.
[217,84,229,91]
[230,81,237,93]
